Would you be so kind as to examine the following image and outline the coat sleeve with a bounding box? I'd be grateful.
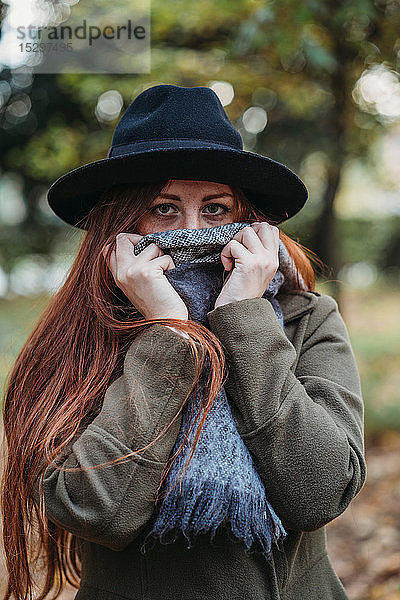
[34,324,201,551]
[206,294,366,532]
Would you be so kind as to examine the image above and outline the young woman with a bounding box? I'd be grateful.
[1,85,366,600]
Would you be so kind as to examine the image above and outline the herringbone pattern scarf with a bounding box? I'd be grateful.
[129,222,305,561]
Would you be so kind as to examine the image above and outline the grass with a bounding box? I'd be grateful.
[337,283,400,434]
[1,284,400,435]
[0,293,51,394]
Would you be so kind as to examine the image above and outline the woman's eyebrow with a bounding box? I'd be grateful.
[157,192,234,202]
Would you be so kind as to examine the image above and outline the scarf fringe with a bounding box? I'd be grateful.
[140,478,286,561]
[131,223,294,563]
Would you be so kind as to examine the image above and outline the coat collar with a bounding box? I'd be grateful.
[277,290,320,324]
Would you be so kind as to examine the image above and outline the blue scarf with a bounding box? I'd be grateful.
[128,222,304,562]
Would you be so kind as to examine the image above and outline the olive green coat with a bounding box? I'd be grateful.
[36,291,366,599]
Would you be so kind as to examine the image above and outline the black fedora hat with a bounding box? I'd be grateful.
[46,84,309,229]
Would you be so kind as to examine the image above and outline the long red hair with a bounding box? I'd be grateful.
[1,181,321,600]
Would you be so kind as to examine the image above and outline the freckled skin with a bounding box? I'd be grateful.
[135,179,238,235]
[103,179,279,318]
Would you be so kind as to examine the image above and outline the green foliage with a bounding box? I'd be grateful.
[338,216,398,267]
[301,32,338,73]
[6,116,86,180]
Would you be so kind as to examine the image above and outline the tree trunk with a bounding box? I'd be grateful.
[312,159,342,304]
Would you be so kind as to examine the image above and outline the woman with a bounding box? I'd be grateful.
[1,84,366,600]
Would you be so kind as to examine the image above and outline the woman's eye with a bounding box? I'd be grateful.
[150,202,230,217]
[204,203,230,215]
[151,203,176,215]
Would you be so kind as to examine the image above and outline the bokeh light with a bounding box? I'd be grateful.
[9,254,70,296]
[0,174,27,225]
[209,81,234,107]
[95,90,124,123]
[353,63,400,122]
[338,261,378,288]
[242,106,268,134]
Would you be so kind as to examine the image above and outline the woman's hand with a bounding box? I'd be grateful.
[102,233,189,320]
[214,223,280,309]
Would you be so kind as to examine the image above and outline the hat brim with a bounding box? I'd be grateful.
[46,147,308,229]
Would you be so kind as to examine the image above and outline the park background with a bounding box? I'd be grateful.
[0,0,399,598]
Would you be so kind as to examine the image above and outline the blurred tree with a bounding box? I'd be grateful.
[218,0,400,298]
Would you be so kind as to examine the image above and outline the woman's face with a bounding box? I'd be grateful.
[135,179,238,234]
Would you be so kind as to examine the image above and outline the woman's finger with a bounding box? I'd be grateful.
[149,254,176,271]
[125,233,144,243]
[232,226,264,254]
[114,236,160,273]
[250,222,280,250]
[102,232,141,262]
[220,238,250,270]
[111,232,144,258]
[132,242,164,262]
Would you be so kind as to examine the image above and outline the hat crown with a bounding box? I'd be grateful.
[108,85,243,156]
[47,83,309,229]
